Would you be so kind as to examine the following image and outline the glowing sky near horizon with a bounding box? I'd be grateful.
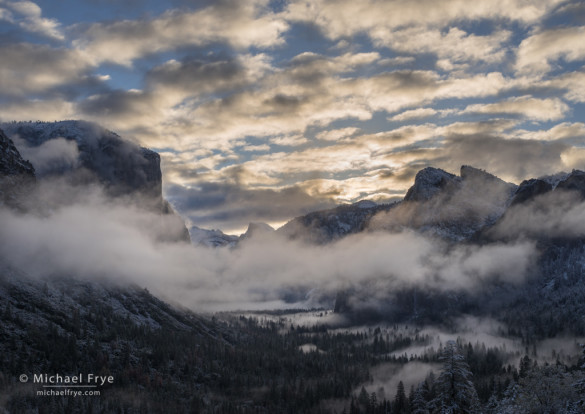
[1,0,585,233]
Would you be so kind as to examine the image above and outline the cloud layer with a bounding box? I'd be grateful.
[0,180,538,312]
[0,0,584,231]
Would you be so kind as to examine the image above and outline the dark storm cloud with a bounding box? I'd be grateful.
[165,181,335,229]
[0,43,99,99]
[145,55,247,93]
[78,89,156,120]
[262,93,306,110]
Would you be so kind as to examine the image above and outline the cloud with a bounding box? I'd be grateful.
[561,146,585,170]
[509,122,585,141]
[441,119,519,136]
[285,0,561,40]
[516,26,585,74]
[0,43,96,98]
[353,71,513,114]
[436,134,568,182]
[489,191,585,240]
[462,96,569,122]
[0,0,583,239]
[364,361,440,400]
[78,89,162,127]
[0,98,76,122]
[371,26,512,67]
[389,108,438,122]
[146,53,273,98]
[12,137,79,176]
[0,0,64,40]
[73,0,289,66]
[240,143,271,152]
[316,127,360,141]
[0,178,540,312]
[547,71,585,103]
[165,181,335,232]
[286,51,381,79]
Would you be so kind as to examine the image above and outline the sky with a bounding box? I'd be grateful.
[1,0,585,233]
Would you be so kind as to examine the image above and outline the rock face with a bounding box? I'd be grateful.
[332,165,585,327]
[511,178,553,205]
[556,169,585,198]
[369,165,517,241]
[404,167,460,202]
[0,128,35,208]
[0,121,189,242]
[0,129,35,177]
[1,121,162,201]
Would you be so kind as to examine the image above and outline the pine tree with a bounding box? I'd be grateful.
[412,382,430,414]
[394,380,407,413]
[432,340,480,413]
[519,354,531,378]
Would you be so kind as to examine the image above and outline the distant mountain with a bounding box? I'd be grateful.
[277,200,395,244]
[189,222,276,248]
[372,165,517,241]
[326,165,585,331]
[276,165,518,243]
[189,225,240,248]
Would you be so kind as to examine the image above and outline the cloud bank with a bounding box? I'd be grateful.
[0,0,584,231]
[0,179,538,312]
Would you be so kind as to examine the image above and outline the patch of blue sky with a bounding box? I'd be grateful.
[36,0,180,26]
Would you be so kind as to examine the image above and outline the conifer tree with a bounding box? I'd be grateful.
[432,341,480,413]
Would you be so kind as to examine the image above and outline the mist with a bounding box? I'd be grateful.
[12,136,80,176]
[0,179,538,312]
[489,189,585,240]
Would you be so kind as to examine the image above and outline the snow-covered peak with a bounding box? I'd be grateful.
[189,226,239,248]
[241,222,275,239]
[1,120,116,147]
[404,167,460,202]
